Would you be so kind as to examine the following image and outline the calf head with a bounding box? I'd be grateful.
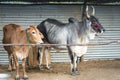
[26,26,44,44]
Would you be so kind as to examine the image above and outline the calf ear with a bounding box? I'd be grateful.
[40,32,44,39]
[26,27,30,32]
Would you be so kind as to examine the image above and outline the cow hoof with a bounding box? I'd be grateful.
[24,77,29,80]
[75,71,80,75]
[39,65,44,70]
[45,66,52,70]
[71,71,80,76]
[15,77,20,80]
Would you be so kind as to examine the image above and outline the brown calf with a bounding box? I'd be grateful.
[3,24,44,80]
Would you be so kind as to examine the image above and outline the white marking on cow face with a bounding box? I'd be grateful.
[87,20,92,27]
[88,33,96,39]
[87,20,96,40]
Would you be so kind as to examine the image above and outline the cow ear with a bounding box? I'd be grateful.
[86,17,90,20]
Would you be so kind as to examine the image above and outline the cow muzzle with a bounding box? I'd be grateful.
[91,24,105,33]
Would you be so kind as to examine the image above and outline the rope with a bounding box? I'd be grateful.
[96,34,120,44]
[1,35,120,47]
[0,40,119,47]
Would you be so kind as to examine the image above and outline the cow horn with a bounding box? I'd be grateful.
[86,6,90,18]
[91,6,95,16]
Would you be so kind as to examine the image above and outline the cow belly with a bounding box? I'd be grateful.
[16,51,27,60]
[71,46,87,57]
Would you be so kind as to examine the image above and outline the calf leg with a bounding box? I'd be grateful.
[13,54,20,80]
[80,55,84,62]
[22,58,28,80]
[45,48,51,70]
[39,47,44,70]
[13,62,16,71]
[8,53,12,71]
[8,53,16,71]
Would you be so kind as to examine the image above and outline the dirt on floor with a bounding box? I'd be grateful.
[0,60,120,80]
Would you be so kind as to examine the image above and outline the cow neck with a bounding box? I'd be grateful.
[25,30,30,51]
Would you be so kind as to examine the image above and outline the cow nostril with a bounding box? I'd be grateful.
[103,29,105,32]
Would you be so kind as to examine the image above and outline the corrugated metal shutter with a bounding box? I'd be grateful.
[0,5,81,64]
[0,5,81,28]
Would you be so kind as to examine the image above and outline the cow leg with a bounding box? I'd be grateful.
[69,54,74,75]
[73,55,80,75]
[22,58,28,80]
[13,54,20,80]
[39,47,44,70]
[68,47,75,75]
[68,47,80,75]
[70,55,80,75]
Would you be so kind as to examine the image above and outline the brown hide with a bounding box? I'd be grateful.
[3,24,23,55]
[2,24,44,79]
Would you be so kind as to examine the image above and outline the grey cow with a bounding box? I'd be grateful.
[37,6,105,75]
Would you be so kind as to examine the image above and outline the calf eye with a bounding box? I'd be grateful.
[32,31,35,34]
[39,33,42,35]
